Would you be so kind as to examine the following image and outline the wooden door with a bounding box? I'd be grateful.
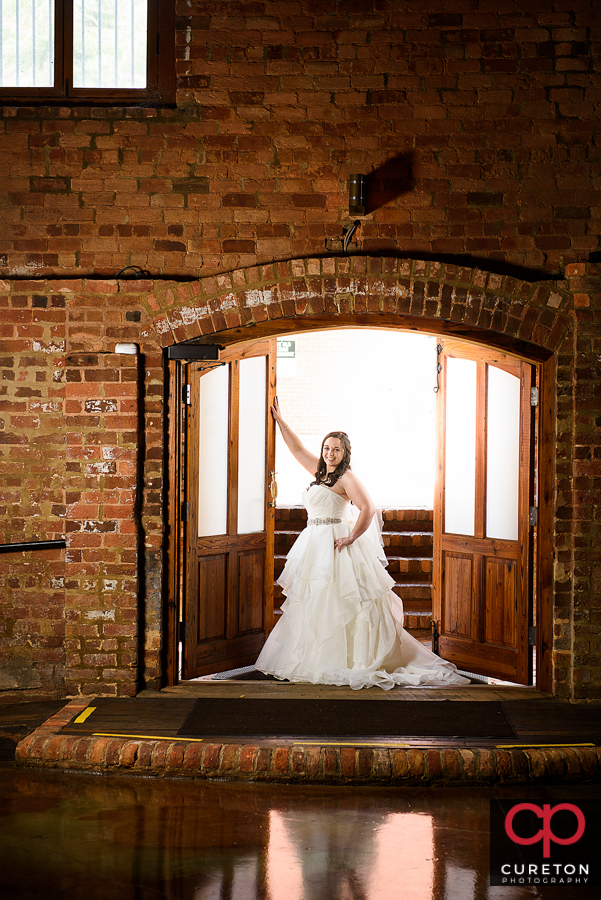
[183,340,276,678]
[432,340,534,684]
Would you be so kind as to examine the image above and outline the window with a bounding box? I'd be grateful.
[0,0,175,104]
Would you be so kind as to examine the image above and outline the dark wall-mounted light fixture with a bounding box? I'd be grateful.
[349,174,366,216]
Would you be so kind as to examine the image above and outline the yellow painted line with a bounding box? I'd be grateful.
[292,741,411,747]
[495,743,595,749]
[73,706,96,724]
[93,733,204,743]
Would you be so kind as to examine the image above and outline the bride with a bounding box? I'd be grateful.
[255,399,470,690]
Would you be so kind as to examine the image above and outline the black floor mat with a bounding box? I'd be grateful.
[177,698,515,738]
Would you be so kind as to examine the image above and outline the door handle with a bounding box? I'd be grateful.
[268,471,278,507]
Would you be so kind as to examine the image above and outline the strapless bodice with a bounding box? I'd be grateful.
[302,483,349,519]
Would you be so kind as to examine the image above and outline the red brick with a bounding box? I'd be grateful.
[273,746,290,775]
[494,750,513,782]
[426,749,443,780]
[238,745,256,773]
[340,747,356,778]
[509,749,530,781]
[524,748,547,780]
[104,738,122,768]
[202,743,222,770]
[165,743,186,770]
[133,741,154,769]
[291,748,305,775]
[221,744,239,772]
[254,747,271,774]
[357,749,372,778]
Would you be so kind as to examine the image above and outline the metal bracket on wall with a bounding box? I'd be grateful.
[166,344,222,360]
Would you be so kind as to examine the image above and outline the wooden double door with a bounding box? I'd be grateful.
[432,340,535,684]
[168,333,538,686]
[181,340,276,678]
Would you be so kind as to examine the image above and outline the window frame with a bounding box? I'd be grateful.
[0,0,175,106]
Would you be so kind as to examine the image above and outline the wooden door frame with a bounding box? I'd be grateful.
[163,323,554,691]
[165,356,185,685]
[432,341,534,683]
[183,341,276,678]
[164,344,276,685]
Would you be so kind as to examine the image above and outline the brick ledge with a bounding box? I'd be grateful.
[14,698,601,786]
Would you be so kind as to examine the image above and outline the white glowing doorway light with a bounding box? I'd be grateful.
[275,330,438,509]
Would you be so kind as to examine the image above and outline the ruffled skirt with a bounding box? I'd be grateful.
[255,521,470,691]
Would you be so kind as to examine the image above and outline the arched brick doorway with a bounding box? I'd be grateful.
[153,257,570,692]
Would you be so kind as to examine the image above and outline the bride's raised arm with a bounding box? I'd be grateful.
[271,397,319,476]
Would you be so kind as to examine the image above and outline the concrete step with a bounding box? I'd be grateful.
[381,509,433,533]
[382,531,433,554]
[275,507,307,529]
[385,556,433,576]
[405,612,434,630]
[275,530,310,554]
[393,583,432,602]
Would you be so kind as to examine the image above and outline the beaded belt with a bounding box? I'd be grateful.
[307,517,343,526]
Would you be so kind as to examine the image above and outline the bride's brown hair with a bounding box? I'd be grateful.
[311,431,352,487]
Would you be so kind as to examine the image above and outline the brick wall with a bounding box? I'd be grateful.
[1,258,599,700]
[0,286,66,697]
[1,282,164,699]
[0,1,599,279]
[561,264,601,700]
[1,0,600,700]
[62,288,165,697]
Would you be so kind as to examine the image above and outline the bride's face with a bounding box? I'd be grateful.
[322,438,344,471]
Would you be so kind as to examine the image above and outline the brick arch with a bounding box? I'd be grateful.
[156,256,572,695]
[142,257,572,358]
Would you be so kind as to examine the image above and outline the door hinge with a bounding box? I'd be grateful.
[178,621,187,644]
[528,626,536,647]
[182,501,189,522]
[182,383,191,405]
[531,386,539,407]
[529,506,537,526]
[433,344,443,394]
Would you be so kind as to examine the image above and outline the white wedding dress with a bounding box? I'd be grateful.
[255,484,470,690]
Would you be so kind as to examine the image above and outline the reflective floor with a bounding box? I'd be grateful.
[0,763,598,900]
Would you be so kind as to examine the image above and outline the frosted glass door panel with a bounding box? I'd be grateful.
[197,365,229,537]
[486,366,520,541]
[445,357,477,536]
[237,356,266,534]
